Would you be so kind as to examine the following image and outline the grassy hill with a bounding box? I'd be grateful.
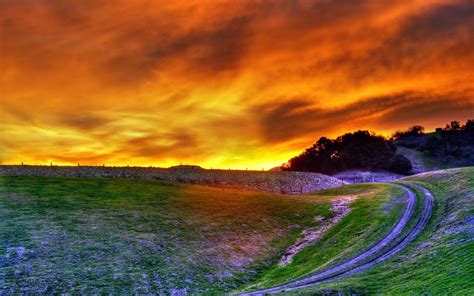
[293,167,474,295]
[241,183,405,291]
[1,168,471,294]
[396,146,450,172]
[0,176,402,294]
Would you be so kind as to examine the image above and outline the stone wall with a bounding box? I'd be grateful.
[332,170,403,184]
[0,165,345,194]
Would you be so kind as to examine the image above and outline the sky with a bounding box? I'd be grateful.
[1,0,473,169]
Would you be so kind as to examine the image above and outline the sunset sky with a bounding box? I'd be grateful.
[1,0,473,169]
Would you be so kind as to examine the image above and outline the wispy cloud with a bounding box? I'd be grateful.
[1,0,473,168]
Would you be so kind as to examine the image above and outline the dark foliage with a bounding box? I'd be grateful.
[388,154,413,175]
[464,119,474,132]
[283,130,412,175]
[395,119,474,167]
[391,125,428,148]
[392,125,425,140]
[283,119,473,176]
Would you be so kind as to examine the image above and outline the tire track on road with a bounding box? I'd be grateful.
[241,183,433,295]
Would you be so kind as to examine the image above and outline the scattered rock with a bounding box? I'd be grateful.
[170,287,188,295]
[5,247,26,259]
[279,196,356,266]
[0,165,345,194]
[333,170,403,184]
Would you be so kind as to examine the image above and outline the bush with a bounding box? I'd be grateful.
[388,154,412,175]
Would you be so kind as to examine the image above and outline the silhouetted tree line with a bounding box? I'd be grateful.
[282,119,474,175]
[282,130,412,175]
[394,119,474,165]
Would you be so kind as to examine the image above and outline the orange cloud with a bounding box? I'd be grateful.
[1,0,473,169]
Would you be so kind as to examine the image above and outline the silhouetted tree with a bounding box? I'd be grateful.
[392,125,425,140]
[445,120,461,131]
[284,119,474,176]
[284,130,404,175]
[420,119,474,165]
[388,154,412,175]
[463,119,474,132]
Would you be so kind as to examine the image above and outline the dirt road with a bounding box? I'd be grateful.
[241,183,434,295]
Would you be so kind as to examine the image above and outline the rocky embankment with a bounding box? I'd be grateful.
[332,170,403,184]
[0,165,345,194]
[279,196,356,266]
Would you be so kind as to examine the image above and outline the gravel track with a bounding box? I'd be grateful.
[241,182,434,295]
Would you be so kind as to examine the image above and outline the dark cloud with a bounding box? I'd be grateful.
[3,0,472,89]
[252,100,324,143]
[122,131,206,160]
[1,100,36,123]
[379,93,474,128]
[254,90,474,143]
[46,152,112,165]
[316,1,474,85]
[152,16,252,75]
[401,1,474,40]
[58,114,111,131]
[44,0,107,27]
[0,1,408,87]
[371,1,474,71]
[77,7,254,85]
[253,93,407,143]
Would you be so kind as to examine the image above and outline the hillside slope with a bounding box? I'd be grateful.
[240,183,407,292]
[0,176,404,294]
[295,167,474,294]
[2,169,470,294]
[396,146,447,173]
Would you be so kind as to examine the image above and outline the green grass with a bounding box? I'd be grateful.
[240,183,405,292]
[5,174,448,294]
[0,176,338,294]
[296,167,474,295]
[0,176,405,294]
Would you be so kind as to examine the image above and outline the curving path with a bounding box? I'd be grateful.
[241,182,434,295]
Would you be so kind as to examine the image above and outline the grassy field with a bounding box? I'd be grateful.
[0,176,404,294]
[295,167,474,295]
[0,176,324,294]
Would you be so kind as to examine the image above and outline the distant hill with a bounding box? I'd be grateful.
[393,119,474,171]
[168,164,204,171]
[281,119,474,176]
